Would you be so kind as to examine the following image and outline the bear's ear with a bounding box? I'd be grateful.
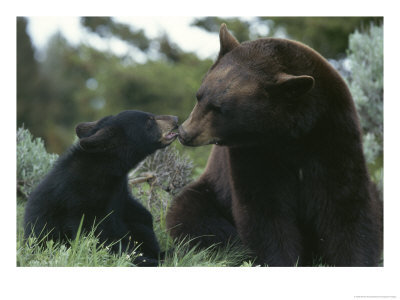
[273,73,315,99]
[78,126,119,152]
[218,23,240,58]
[75,121,98,138]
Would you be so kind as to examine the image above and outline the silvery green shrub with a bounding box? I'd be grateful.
[17,127,59,199]
[346,23,383,195]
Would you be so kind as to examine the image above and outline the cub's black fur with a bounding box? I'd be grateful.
[24,110,178,266]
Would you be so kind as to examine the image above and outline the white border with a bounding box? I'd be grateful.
[2,1,399,299]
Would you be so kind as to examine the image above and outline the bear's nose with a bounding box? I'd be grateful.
[178,126,193,145]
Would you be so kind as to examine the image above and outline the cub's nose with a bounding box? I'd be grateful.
[171,116,179,127]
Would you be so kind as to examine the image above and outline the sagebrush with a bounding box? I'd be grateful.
[346,24,383,196]
[17,127,58,198]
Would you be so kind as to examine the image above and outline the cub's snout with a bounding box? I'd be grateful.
[155,115,179,145]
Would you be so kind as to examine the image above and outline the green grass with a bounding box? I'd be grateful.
[17,200,137,267]
[17,229,136,267]
[162,239,252,267]
[16,195,252,267]
[16,194,383,267]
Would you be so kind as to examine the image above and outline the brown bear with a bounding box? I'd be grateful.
[166,24,383,266]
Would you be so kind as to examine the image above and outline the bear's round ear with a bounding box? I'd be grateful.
[75,121,98,138]
[78,126,118,153]
[273,73,315,99]
[218,23,240,58]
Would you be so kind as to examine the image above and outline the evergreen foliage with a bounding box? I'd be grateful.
[192,16,382,58]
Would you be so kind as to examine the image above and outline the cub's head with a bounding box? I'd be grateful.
[179,24,317,147]
[75,110,178,161]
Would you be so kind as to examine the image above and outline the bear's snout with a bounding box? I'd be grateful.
[177,126,191,145]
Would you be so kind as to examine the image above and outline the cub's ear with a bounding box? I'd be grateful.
[218,23,240,58]
[75,121,98,138]
[273,73,315,99]
[78,126,118,152]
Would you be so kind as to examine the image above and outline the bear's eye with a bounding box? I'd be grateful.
[196,91,204,102]
[209,103,223,114]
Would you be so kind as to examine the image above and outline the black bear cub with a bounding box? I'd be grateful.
[24,110,178,266]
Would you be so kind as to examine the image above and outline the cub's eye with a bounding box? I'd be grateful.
[146,117,155,128]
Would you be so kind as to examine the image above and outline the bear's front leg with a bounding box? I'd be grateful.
[315,211,382,266]
[234,205,303,266]
[166,180,239,248]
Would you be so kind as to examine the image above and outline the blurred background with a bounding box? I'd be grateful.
[16,16,383,180]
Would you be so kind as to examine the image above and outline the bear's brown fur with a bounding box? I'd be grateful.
[166,24,382,266]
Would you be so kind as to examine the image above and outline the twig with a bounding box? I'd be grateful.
[129,174,155,185]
